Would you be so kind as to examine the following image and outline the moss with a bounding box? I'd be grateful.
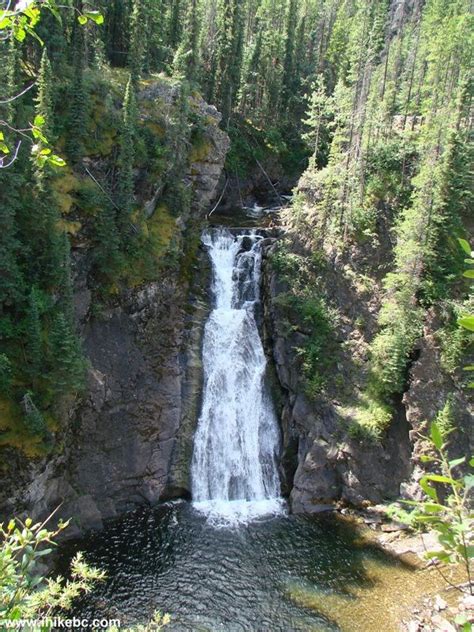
[53,170,80,215]
[189,133,212,163]
[119,204,178,289]
[0,397,50,457]
[57,219,82,235]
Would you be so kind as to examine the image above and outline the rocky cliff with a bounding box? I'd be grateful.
[261,211,473,515]
[0,82,229,536]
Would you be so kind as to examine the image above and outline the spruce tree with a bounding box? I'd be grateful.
[0,354,13,396]
[172,0,200,82]
[22,392,47,437]
[167,0,183,52]
[93,201,123,282]
[215,0,244,126]
[49,312,86,396]
[129,0,144,83]
[117,76,137,246]
[281,0,298,114]
[25,289,43,382]
[0,176,24,308]
[34,50,55,142]
[66,4,87,163]
[58,232,75,325]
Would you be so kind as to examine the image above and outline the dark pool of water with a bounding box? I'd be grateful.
[60,502,428,632]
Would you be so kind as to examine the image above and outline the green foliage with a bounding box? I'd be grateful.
[434,395,457,440]
[294,294,337,397]
[48,312,86,397]
[0,515,105,621]
[271,241,338,398]
[0,355,13,397]
[390,422,473,595]
[347,396,393,443]
[22,392,47,438]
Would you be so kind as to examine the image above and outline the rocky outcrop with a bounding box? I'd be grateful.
[401,313,473,500]
[263,241,413,513]
[0,85,228,536]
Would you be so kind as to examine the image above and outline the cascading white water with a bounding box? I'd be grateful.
[192,228,283,525]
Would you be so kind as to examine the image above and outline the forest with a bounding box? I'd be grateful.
[0,0,473,631]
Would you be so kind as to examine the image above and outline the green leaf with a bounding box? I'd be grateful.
[84,11,104,25]
[462,270,474,279]
[464,259,474,264]
[458,316,474,331]
[463,366,474,371]
[420,478,438,501]
[420,455,434,463]
[77,15,88,25]
[14,27,26,42]
[424,474,457,485]
[449,457,466,468]
[469,457,474,467]
[464,474,474,491]
[430,422,443,450]
[33,114,45,127]
[423,503,444,513]
[458,238,472,255]
[48,155,66,167]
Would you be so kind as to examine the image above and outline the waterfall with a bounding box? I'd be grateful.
[192,228,283,525]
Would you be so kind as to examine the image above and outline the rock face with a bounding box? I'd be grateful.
[262,250,413,513]
[0,87,228,537]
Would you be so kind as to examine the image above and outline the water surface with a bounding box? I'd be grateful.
[64,503,438,632]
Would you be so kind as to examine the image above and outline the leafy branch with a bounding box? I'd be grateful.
[0,0,103,169]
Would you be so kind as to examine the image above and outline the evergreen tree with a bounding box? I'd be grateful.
[93,201,123,283]
[25,289,43,382]
[0,176,24,308]
[34,50,55,142]
[129,0,144,83]
[215,0,244,126]
[167,0,183,52]
[58,232,75,325]
[117,76,137,246]
[49,312,86,396]
[173,0,200,81]
[66,3,88,163]
[0,354,13,396]
[281,0,298,114]
[22,392,47,436]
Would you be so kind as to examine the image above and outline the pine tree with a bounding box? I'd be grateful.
[239,25,263,117]
[66,4,87,163]
[215,0,244,126]
[0,174,24,308]
[173,0,200,82]
[22,392,47,437]
[49,312,86,396]
[281,0,298,114]
[303,76,332,167]
[58,232,75,325]
[93,201,123,282]
[0,354,13,396]
[167,0,183,51]
[25,289,43,382]
[34,49,55,142]
[117,76,137,246]
[129,0,144,83]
